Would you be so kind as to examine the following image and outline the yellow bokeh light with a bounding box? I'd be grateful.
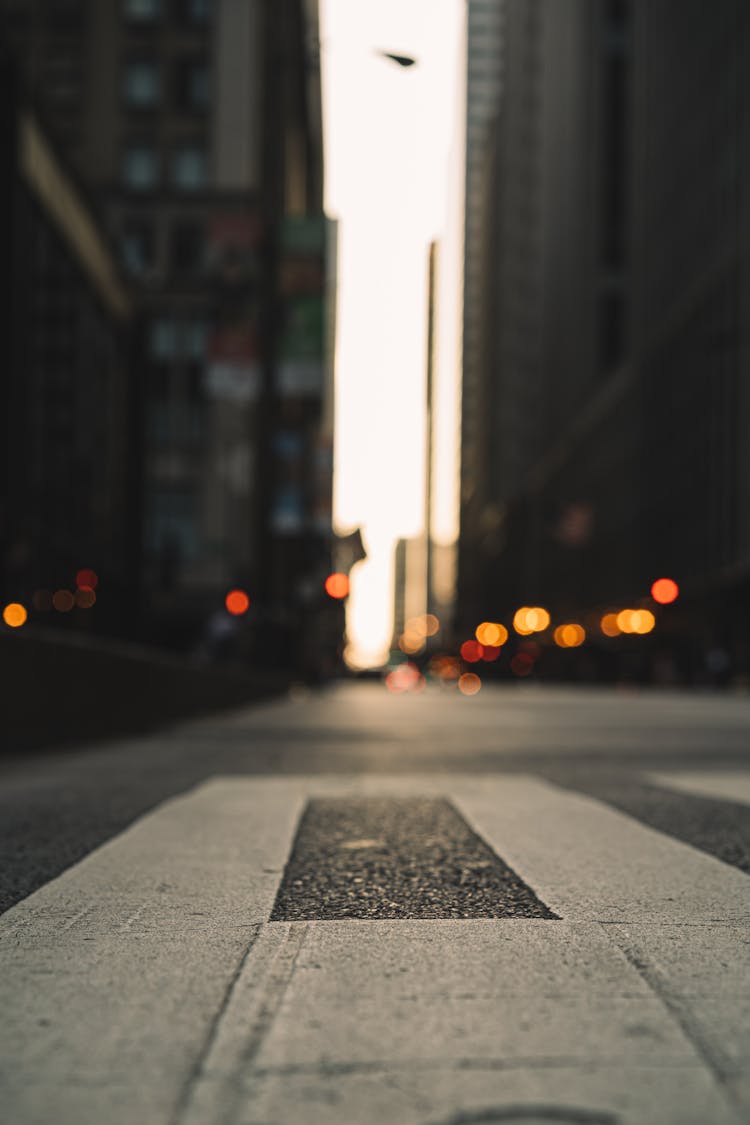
[601,613,621,637]
[617,609,656,635]
[458,672,481,696]
[475,621,508,647]
[3,602,27,628]
[632,609,656,635]
[513,607,533,635]
[513,606,550,634]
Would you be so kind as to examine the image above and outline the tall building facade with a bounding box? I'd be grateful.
[457,0,504,628]
[457,0,750,682]
[2,0,331,654]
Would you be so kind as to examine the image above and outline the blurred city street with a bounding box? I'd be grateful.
[2,681,750,1124]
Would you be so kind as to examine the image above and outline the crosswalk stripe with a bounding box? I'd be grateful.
[647,771,750,807]
[1,774,748,1125]
[452,777,750,923]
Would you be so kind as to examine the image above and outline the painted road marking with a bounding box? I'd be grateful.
[1,775,748,1125]
[648,771,750,808]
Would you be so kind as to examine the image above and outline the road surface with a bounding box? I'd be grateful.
[1,682,749,1124]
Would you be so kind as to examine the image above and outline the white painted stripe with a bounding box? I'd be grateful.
[183,919,741,1125]
[0,779,304,1125]
[648,771,750,807]
[453,777,750,923]
[2,774,749,1125]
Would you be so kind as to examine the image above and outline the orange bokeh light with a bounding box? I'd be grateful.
[554,623,586,648]
[475,621,508,647]
[651,578,679,605]
[617,608,656,635]
[325,573,350,599]
[600,613,621,637]
[513,606,550,635]
[458,672,481,695]
[3,602,27,628]
[225,589,250,616]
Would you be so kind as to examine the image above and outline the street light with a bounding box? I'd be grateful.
[377,50,418,67]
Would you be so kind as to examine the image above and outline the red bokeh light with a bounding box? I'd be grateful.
[76,568,98,590]
[481,645,501,662]
[225,589,250,616]
[460,639,483,663]
[325,573,350,599]
[651,577,679,605]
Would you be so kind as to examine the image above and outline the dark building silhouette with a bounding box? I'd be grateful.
[0,55,141,632]
[457,0,750,683]
[1,0,332,658]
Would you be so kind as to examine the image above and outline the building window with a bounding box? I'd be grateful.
[170,220,204,274]
[149,318,178,360]
[122,145,159,190]
[123,0,162,20]
[171,146,207,190]
[121,219,155,276]
[174,58,210,112]
[123,60,161,108]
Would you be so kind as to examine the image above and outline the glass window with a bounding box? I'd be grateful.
[184,321,208,361]
[122,145,159,190]
[123,0,162,19]
[171,146,207,190]
[123,60,160,108]
[122,148,159,192]
[149,318,178,359]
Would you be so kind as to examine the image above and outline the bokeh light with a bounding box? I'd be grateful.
[553,623,586,648]
[600,613,621,637]
[3,602,27,628]
[475,621,508,647]
[399,629,425,655]
[651,577,679,605]
[32,589,52,612]
[225,589,250,616]
[513,606,550,635]
[430,653,461,681]
[75,588,97,609]
[617,608,656,635]
[385,661,425,693]
[52,589,75,613]
[408,613,440,637]
[324,573,350,599]
[458,672,481,695]
[460,639,483,663]
[76,568,98,590]
[481,645,501,662]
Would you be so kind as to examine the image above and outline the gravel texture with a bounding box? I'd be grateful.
[270,797,558,920]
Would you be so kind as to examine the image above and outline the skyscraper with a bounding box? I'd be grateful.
[2,0,330,653]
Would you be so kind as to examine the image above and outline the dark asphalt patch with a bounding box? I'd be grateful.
[270,797,558,920]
